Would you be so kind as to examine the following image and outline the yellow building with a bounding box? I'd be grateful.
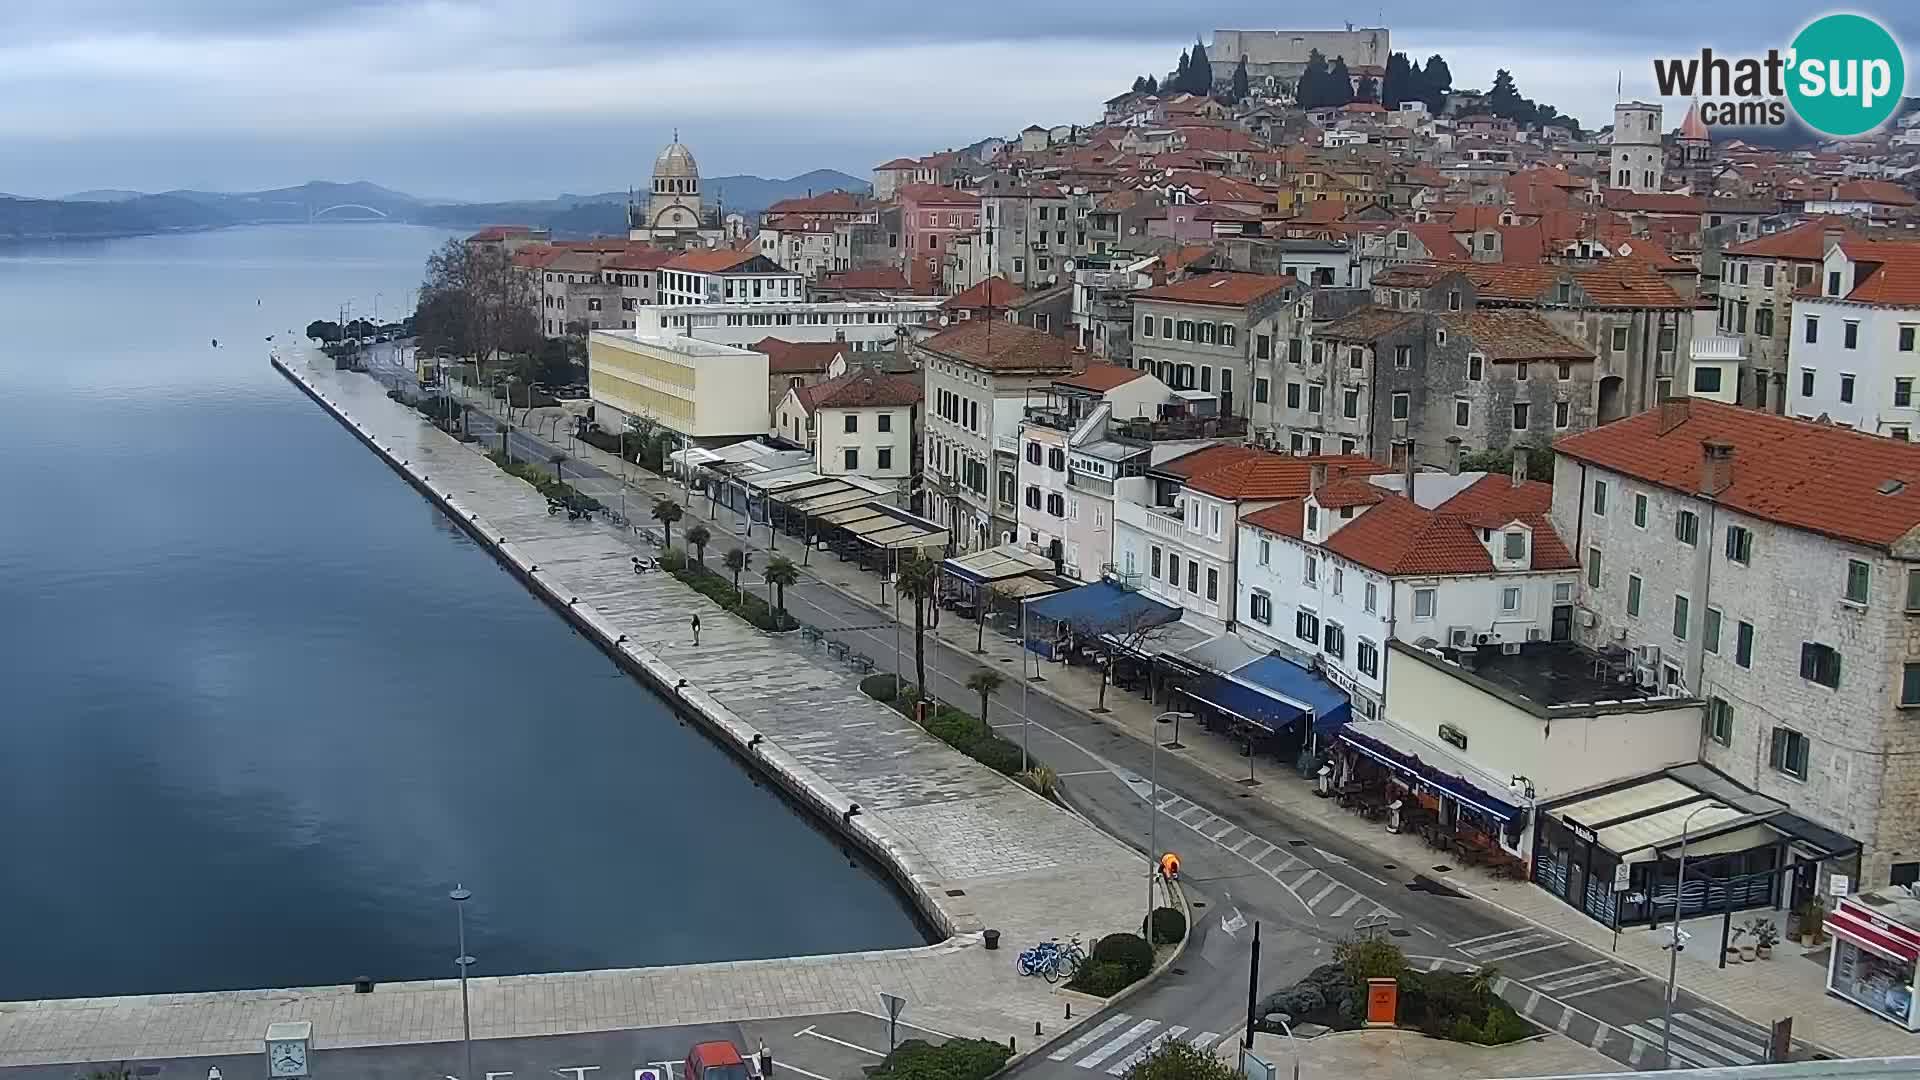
[587,331,771,443]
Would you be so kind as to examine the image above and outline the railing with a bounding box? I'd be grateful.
[1110,414,1249,443]
[1115,499,1188,540]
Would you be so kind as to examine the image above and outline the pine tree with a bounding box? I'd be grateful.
[1175,49,1190,93]
[1356,77,1379,104]
[1422,53,1453,113]
[1382,52,1412,109]
[1296,49,1329,108]
[1489,69,1522,120]
[1132,75,1148,94]
[1187,38,1212,95]
[1325,56,1355,107]
[1231,56,1250,103]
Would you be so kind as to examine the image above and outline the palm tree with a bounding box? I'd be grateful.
[763,554,799,616]
[723,547,753,602]
[966,670,1005,737]
[685,523,712,565]
[652,496,683,547]
[895,552,940,699]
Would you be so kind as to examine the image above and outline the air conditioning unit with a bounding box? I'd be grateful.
[1475,631,1501,646]
[1527,628,1546,642]
[1502,641,1523,655]
[1579,609,1599,629]
[1635,643,1663,667]
[1611,625,1629,642]
[1449,627,1474,648]
[1635,665,1659,689]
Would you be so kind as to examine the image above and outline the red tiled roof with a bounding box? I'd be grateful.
[664,248,758,272]
[1057,362,1145,393]
[1241,499,1306,538]
[1554,398,1920,550]
[817,266,917,293]
[1724,218,1860,260]
[796,369,921,411]
[604,249,674,271]
[766,191,869,215]
[1154,444,1261,481]
[468,225,535,241]
[1136,271,1296,307]
[751,338,845,374]
[943,276,1023,310]
[1440,311,1595,361]
[1313,476,1387,509]
[1319,307,1420,341]
[1185,453,1384,501]
[1827,180,1919,207]
[896,184,980,207]
[919,318,1078,372]
[1600,190,1705,216]
[1436,261,1696,309]
[1833,240,1920,307]
[874,157,920,170]
[1315,476,1577,575]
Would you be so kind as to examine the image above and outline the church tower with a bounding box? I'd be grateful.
[1610,101,1664,193]
[628,135,705,242]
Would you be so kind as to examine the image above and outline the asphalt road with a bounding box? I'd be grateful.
[431,400,1806,1077]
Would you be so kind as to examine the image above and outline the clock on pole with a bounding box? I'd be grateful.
[265,1020,313,1078]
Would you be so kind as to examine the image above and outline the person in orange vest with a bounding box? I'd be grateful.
[1159,851,1181,882]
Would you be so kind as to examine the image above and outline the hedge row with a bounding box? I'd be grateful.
[659,550,797,633]
[486,450,602,511]
[1067,931,1156,997]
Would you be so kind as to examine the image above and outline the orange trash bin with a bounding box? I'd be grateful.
[1365,977,1399,1027]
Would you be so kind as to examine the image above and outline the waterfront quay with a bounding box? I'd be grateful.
[0,350,1143,1068]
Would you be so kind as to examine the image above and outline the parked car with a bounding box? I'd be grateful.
[685,1042,753,1080]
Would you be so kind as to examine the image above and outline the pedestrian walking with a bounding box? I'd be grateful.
[691,613,701,646]
[758,1041,773,1079]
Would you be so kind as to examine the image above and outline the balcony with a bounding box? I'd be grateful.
[1110,413,1249,444]
[1024,405,1088,432]
[1115,498,1188,541]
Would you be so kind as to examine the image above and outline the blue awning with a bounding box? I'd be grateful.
[1171,655,1350,736]
[1025,580,1180,633]
[1234,656,1352,735]
[1336,721,1524,822]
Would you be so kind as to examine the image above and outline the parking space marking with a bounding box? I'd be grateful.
[794,1027,885,1058]
[852,1010,953,1040]
[1306,881,1340,908]
[1328,894,1362,919]
[1188,1033,1223,1052]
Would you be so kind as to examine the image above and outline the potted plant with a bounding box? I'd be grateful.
[1800,898,1828,947]
[1738,921,1761,962]
[1749,918,1781,960]
[1726,925,1746,965]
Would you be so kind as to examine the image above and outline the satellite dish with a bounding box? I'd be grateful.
[1061,259,1076,274]
[938,314,951,326]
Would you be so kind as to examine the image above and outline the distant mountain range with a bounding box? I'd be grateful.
[0,171,869,244]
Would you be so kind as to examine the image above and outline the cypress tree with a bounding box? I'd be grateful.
[1231,56,1250,103]
[1188,38,1212,95]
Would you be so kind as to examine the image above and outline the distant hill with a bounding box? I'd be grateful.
[2,170,871,244]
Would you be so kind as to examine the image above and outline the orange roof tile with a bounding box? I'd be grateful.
[1554,398,1920,550]
[1136,271,1296,307]
[1185,453,1385,501]
[1440,311,1594,361]
[664,248,759,273]
[943,276,1023,311]
[919,318,1077,372]
[1057,362,1145,393]
[1833,240,1920,307]
[1724,218,1860,260]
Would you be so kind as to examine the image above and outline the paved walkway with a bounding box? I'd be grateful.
[471,393,1920,1061]
[0,354,1144,1067]
[1234,1028,1619,1080]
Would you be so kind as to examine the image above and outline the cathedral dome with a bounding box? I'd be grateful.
[654,141,699,180]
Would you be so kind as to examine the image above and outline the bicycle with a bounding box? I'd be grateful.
[1016,935,1086,983]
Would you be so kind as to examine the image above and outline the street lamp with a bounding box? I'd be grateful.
[1147,711,1195,923]
[450,885,476,1080]
[1262,1011,1302,1080]
[1662,802,1726,1069]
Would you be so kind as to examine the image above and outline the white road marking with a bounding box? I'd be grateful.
[1288,868,1321,892]
[1188,1033,1223,1052]
[1077,1020,1159,1069]
[1416,926,1437,937]
[1483,941,1571,963]
[1266,854,1303,874]
[1524,991,1541,1016]
[1626,1038,1647,1068]
[1208,821,1239,841]
[1589,1023,1610,1050]
[798,1029,886,1057]
[853,1009,954,1039]
[1054,770,1111,778]
[1328,894,1362,918]
[1175,806,1208,825]
[1558,975,1647,1000]
[1557,1006,1576,1033]
[1462,932,1550,956]
[1105,1027,1189,1075]
[1307,881,1341,908]
[1048,1015,1132,1061]
[1227,835,1254,853]
[1247,841,1277,863]
[1624,1022,1718,1069]
[1672,1012,1768,1059]
[1529,959,1610,987]
[1452,928,1533,949]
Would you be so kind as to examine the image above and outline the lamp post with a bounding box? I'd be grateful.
[450,885,475,1080]
[1662,802,1725,1069]
[1148,711,1195,923]
[1262,1009,1301,1080]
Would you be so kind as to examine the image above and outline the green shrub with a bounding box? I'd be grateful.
[1065,960,1139,997]
[484,450,602,511]
[664,558,797,633]
[1144,906,1187,945]
[658,549,687,572]
[966,734,1027,776]
[1334,937,1408,982]
[860,673,902,702]
[867,1038,1010,1080]
[1018,764,1059,799]
[1478,1005,1533,1045]
[1125,1040,1239,1080]
[924,710,982,751]
[1092,932,1155,979]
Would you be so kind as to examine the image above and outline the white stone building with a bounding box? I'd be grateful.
[657,250,807,307]
[1552,396,1920,888]
[772,366,920,485]
[636,300,940,351]
[1608,101,1663,194]
[1787,237,1920,438]
[587,331,771,443]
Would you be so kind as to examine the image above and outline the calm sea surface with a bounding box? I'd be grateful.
[0,224,925,1001]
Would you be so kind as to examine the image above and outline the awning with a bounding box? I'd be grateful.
[1026,580,1180,634]
[943,543,1055,585]
[1828,906,1920,963]
[1540,764,1831,862]
[1235,656,1352,735]
[1336,720,1524,822]
[995,575,1066,600]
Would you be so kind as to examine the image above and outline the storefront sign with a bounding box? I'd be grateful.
[1567,820,1596,844]
[1437,723,1469,751]
[1834,874,1852,898]
[1613,863,1632,892]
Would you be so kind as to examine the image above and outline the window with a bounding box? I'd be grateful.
[1255,332,1270,358]
[1206,568,1219,602]
[1364,581,1377,613]
[1162,318,1173,338]
[1167,552,1180,584]
[1736,620,1755,668]
[1025,441,1041,465]
[1255,376,1270,404]
[1394,345,1411,369]
[1846,559,1870,605]
[1305,385,1322,414]
[1258,538,1270,566]
[1898,379,1914,408]
[1503,531,1526,560]
[1555,400,1571,429]
[1447,289,1461,311]
[1592,480,1609,516]
[1286,382,1301,409]
[1250,590,1273,625]
[1304,555,1318,584]
[1708,697,1733,746]
[1502,586,1521,612]
[844,448,859,470]
[1830,270,1844,296]
[1801,368,1816,397]
[1391,393,1410,421]
[1468,353,1484,381]
[1626,574,1642,617]
[1323,622,1346,659]
[1357,639,1379,678]
[1841,373,1856,403]
[1903,326,1917,352]
[1187,561,1198,594]
[1805,315,1819,344]
[1905,663,1920,707]
[1332,567,1344,596]
[1587,546,1603,589]
[1296,610,1320,644]
[1151,546,1162,579]
[1907,568,1920,611]
[1611,325,1628,352]
[1024,485,1041,510]
[1222,325,1236,348]
[1675,510,1698,546]
[1770,727,1810,780]
[1455,399,1470,428]
[1704,607,1722,654]
[1756,307,1773,337]
[1047,492,1064,517]
[1694,367,1723,394]
[843,414,859,434]
[1673,594,1690,640]
[1800,642,1842,688]
[877,447,893,470]
[1048,447,1066,472]
[1517,362,1530,381]
[1413,588,1436,619]
[1797,264,1815,288]
[1141,315,1155,338]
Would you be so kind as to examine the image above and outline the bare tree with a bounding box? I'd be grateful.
[418,239,538,390]
[1067,605,1176,713]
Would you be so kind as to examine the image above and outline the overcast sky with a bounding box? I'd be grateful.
[0,0,1913,201]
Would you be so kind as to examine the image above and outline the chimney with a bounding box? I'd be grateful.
[1445,435,1463,475]
[1309,461,1329,494]
[1700,438,1735,496]
[1399,438,1417,503]
[1656,395,1692,435]
[1510,448,1527,487]
[1823,225,1844,255]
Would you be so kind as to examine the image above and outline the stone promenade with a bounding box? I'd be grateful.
[0,352,1143,1067]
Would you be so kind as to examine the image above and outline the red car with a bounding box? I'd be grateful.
[686,1041,754,1080]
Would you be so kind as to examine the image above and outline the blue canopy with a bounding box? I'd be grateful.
[1025,580,1180,633]
[1176,655,1351,735]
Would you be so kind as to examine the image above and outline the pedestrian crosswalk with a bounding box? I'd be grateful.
[1154,793,1395,924]
[1450,927,1570,964]
[1621,1009,1773,1069]
[1525,958,1647,1000]
[1046,1014,1224,1072]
